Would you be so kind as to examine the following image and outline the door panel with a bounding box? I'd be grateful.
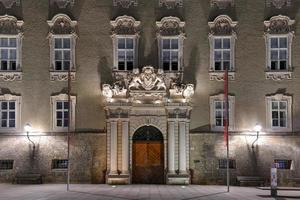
[132,141,164,184]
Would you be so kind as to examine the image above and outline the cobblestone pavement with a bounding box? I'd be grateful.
[0,184,299,200]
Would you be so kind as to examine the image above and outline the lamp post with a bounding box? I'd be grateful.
[251,124,262,149]
[24,123,35,150]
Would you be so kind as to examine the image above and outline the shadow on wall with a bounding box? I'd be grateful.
[265,0,300,20]
[0,1,23,19]
[48,0,86,20]
[183,46,198,86]
[98,56,113,86]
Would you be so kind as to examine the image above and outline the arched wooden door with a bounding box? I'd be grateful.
[132,126,164,184]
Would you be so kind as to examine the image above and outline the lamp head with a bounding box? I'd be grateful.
[254,124,262,132]
[24,123,32,132]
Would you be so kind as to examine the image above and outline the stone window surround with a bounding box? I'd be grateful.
[50,94,76,132]
[209,94,235,132]
[266,94,292,132]
[0,93,21,132]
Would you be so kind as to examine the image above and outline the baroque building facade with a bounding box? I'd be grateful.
[0,0,299,186]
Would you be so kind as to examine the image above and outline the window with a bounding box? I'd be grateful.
[54,38,71,71]
[266,94,292,132]
[213,37,231,71]
[0,37,17,71]
[274,159,292,169]
[269,36,288,70]
[0,160,14,170]
[218,159,236,169]
[52,159,68,169]
[51,94,76,131]
[210,94,235,131]
[0,101,16,128]
[0,94,21,131]
[117,37,134,71]
[161,38,179,71]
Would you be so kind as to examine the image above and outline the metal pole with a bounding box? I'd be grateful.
[67,67,71,191]
[224,68,230,192]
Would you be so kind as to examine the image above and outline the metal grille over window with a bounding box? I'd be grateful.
[0,160,14,170]
[117,38,134,71]
[218,159,236,169]
[56,101,69,128]
[0,38,17,71]
[162,38,179,71]
[54,38,71,71]
[52,159,68,169]
[214,38,231,71]
[271,100,287,128]
[0,101,16,128]
[274,159,291,169]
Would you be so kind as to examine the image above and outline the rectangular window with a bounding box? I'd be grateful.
[52,159,68,169]
[214,38,231,71]
[270,37,288,70]
[271,100,287,128]
[55,101,69,128]
[0,38,17,71]
[54,38,71,71]
[162,38,179,71]
[214,100,230,127]
[0,160,14,170]
[0,101,16,128]
[117,37,134,71]
[274,159,292,169]
[218,159,236,169]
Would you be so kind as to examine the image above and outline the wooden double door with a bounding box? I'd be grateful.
[132,141,164,184]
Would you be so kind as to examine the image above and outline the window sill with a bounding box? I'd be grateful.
[50,71,76,81]
[209,71,235,81]
[265,71,292,81]
[266,127,292,133]
[0,71,22,81]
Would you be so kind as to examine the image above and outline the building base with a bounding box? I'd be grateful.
[167,174,190,185]
[107,174,130,185]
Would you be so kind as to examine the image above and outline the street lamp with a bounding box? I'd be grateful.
[24,123,35,150]
[252,124,262,149]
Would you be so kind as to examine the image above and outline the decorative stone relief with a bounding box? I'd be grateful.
[266,0,291,9]
[0,0,20,8]
[111,15,141,35]
[47,13,77,35]
[159,0,183,9]
[265,71,292,81]
[113,0,137,8]
[156,16,185,36]
[209,72,235,81]
[208,15,237,35]
[50,72,76,81]
[0,14,23,35]
[210,0,234,9]
[50,0,75,9]
[0,72,22,81]
[264,15,294,34]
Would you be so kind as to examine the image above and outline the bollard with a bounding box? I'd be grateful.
[270,166,277,197]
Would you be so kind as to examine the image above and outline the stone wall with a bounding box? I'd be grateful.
[190,133,300,186]
[0,133,106,184]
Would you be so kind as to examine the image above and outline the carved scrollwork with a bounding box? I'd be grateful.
[210,0,234,9]
[47,14,77,35]
[113,0,137,8]
[208,15,237,35]
[265,71,292,81]
[0,72,22,81]
[156,16,185,36]
[0,15,23,35]
[50,0,75,8]
[209,72,235,81]
[159,0,183,9]
[264,15,295,34]
[111,15,141,35]
[50,72,76,81]
[0,0,20,8]
[266,0,291,9]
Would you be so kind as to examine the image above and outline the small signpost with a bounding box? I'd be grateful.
[271,165,277,197]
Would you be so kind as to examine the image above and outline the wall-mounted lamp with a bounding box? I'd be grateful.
[251,124,262,149]
[24,123,35,150]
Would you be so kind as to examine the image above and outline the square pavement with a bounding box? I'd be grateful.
[0,184,299,200]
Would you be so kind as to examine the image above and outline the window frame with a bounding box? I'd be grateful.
[0,94,21,132]
[266,94,292,132]
[50,94,76,132]
[210,94,235,132]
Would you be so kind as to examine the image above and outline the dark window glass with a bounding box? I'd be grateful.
[0,160,14,170]
[52,159,68,169]
[218,159,236,169]
[274,160,292,169]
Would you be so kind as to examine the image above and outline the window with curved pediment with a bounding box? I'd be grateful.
[264,15,294,81]
[0,15,23,81]
[47,14,78,81]
[0,93,21,131]
[111,16,140,72]
[156,17,185,72]
[208,15,237,81]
